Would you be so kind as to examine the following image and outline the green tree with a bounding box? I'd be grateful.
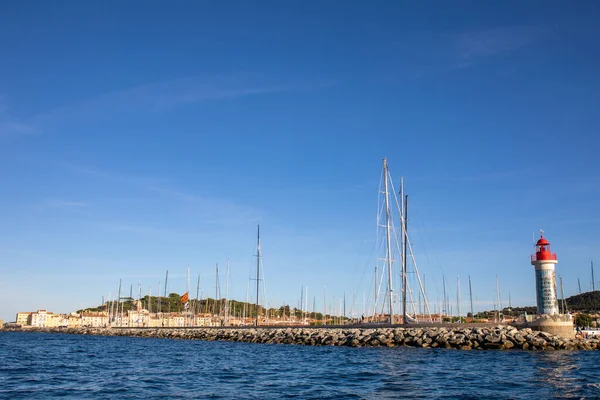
[574,313,592,327]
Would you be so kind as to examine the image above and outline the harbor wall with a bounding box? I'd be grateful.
[6,325,599,350]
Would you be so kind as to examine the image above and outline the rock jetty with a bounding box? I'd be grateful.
[9,325,600,350]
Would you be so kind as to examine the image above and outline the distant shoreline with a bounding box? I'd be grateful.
[4,325,599,350]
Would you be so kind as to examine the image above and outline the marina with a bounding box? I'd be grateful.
[7,159,599,342]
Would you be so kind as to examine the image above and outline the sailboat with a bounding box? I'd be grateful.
[371,157,432,325]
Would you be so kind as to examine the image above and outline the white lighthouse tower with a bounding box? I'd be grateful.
[531,233,559,315]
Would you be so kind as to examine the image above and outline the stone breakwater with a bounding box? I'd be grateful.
[10,325,600,350]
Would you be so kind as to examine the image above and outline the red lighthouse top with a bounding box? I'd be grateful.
[531,234,557,262]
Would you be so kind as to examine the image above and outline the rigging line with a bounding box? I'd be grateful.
[260,250,267,319]
[372,173,387,317]
[404,215,433,321]
[368,232,387,318]
[388,178,432,320]
[412,201,448,297]
[350,237,377,310]
[390,192,435,320]
[412,205,436,290]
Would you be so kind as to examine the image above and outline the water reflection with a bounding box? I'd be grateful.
[533,351,582,398]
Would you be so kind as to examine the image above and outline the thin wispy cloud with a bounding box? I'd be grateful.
[0,95,35,137]
[97,222,200,238]
[34,199,89,210]
[64,162,262,226]
[412,168,533,184]
[455,168,535,182]
[63,162,164,187]
[454,26,547,63]
[554,217,600,226]
[78,75,295,111]
[382,26,547,83]
[25,74,331,131]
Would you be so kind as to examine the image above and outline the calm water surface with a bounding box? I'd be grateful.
[1,332,599,399]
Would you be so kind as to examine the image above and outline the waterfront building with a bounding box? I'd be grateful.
[81,312,108,327]
[16,312,32,326]
[68,314,82,327]
[148,314,161,328]
[30,310,55,327]
[54,314,69,327]
[128,310,150,327]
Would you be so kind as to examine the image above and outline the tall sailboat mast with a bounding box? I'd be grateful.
[256,225,261,326]
[402,194,408,325]
[382,158,394,324]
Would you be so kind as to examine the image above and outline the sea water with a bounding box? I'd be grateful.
[1,331,599,399]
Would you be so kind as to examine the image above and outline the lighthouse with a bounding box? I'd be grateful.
[531,233,559,315]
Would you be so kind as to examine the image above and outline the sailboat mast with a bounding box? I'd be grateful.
[402,194,408,325]
[305,286,308,324]
[400,176,405,319]
[256,225,261,326]
[164,270,168,297]
[442,276,446,317]
[117,279,122,327]
[323,286,326,325]
[457,275,461,323]
[215,263,219,319]
[343,292,346,325]
[468,275,474,318]
[196,274,201,311]
[560,275,565,314]
[300,286,304,324]
[186,265,190,326]
[496,276,501,320]
[225,259,230,325]
[382,158,394,324]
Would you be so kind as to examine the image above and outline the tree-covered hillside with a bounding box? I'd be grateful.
[563,291,600,312]
[473,291,600,317]
[77,293,339,323]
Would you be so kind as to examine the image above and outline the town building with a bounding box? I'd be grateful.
[30,310,54,327]
[16,312,32,326]
[81,312,108,327]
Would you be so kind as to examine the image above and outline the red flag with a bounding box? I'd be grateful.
[180,292,189,303]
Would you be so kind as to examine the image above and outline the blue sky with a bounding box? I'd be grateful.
[1,1,599,321]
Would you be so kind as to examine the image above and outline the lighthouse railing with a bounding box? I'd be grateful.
[531,253,557,262]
